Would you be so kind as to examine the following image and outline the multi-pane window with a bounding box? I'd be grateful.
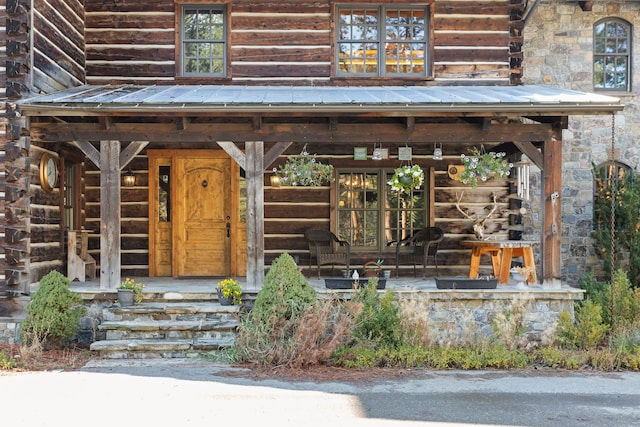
[594,19,632,91]
[336,169,427,252]
[337,6,429,77]
[181,5,226,76]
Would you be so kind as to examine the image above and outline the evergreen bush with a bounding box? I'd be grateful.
[20,271,87,349]
[351,278,402,348]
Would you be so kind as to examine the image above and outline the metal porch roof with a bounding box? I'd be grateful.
[16,84,622,116]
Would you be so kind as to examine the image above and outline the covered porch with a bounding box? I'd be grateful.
[10,84,623,294]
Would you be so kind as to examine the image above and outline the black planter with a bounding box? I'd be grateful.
[324,278,386,289]
[435,277,498,290]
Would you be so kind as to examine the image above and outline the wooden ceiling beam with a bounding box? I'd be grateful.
[30,122,555,145]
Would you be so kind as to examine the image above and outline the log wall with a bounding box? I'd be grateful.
[32,0,85,92]
[84,0,523,85]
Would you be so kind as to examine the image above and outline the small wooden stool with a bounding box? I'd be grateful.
[68,230,96,282]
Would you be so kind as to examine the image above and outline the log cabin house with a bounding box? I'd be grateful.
[0,0,624,331]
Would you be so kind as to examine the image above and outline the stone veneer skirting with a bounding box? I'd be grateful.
[1,286,584,347]
[320,286,584,346]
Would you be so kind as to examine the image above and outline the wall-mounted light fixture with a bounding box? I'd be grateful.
[123,169,136,187]
[372,143,383,161]
[433,143,443,161]
[270,175,281,187]
[515,161,530,200]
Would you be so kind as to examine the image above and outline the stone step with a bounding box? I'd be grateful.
[105,302,240,322]
[90,337,234,359]
[99,319,238,341]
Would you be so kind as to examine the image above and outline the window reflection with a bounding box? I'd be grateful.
[337,169,426,251]
[159,165,170,222]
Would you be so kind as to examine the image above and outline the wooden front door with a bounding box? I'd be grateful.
[174,154,232,277]
[149,150,241,278]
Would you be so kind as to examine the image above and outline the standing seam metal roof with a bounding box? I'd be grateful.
[16,84,623,115]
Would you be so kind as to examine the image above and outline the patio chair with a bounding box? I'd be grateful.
[393,227,444,278]
[304,229,351,279]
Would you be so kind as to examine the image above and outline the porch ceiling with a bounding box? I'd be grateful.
[16,84,622,117]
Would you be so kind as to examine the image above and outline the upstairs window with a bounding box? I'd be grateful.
[337,6,429,77]
[594,18,632,91]
[180,5,226,77]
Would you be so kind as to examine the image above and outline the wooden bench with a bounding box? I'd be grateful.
[68,230,96,282]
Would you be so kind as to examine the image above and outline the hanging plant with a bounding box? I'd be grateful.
[458,147,512,188]
[388,164,425,195]
[274,144,334,186]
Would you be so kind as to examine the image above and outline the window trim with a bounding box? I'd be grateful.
[178,4,228,78]
[335,5,431,78]
[334,167,430,253]
[593,18,632,92]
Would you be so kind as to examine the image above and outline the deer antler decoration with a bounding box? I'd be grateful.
[454,192,499,240]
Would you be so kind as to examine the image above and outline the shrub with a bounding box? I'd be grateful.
[556,300,608,350]
[250,253,316,325]
[235,253,361,367]
[20,271,87,350]
[351,278,402,348]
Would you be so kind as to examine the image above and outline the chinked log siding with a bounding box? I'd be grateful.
[33,0,85,92]
[84,155,151,277]
[83,0,522,85]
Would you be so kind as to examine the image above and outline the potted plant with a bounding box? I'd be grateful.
[388,165,424,195]
[117,277,144,306]
[363,260,383,278]
[457,147,512,188]
[217,278,242,305]
[274,144,334,186]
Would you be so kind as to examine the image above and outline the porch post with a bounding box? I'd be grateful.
[100,140,122,289]
[245,141,265,289]
[542,134,562,288]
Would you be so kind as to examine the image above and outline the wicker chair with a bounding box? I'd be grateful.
[304,229,351,279]
[393,227,444,278]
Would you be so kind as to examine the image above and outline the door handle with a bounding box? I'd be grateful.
[226,222,231,238]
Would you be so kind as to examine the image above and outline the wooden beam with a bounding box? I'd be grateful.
[100,140,122,290]
[31,122,556,145]
[406,117,415,131]
[252,115,262,130]
[513,141,544,170]
[264,141,293,169]
[245,141,265,289]
[217,141,246,170]
[119,141,149,170]
[73,140,100,168]
[541,135,562,287]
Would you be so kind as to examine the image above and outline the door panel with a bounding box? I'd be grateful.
[174,156,231,277]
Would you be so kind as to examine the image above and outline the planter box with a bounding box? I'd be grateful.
[435,277,498,290]
[324,278,386,289]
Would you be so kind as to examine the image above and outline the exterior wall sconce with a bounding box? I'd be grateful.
[433,144,443,161]
[515,161,530,200]
[270,175,281,187]
[372,143,383,161]
[123,169,136,187]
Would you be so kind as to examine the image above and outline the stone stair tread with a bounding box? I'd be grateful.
[90,337,233,352]
[112,302,240,314]
[99,319,238,331]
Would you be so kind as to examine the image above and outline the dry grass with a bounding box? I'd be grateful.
[0,344,93,373]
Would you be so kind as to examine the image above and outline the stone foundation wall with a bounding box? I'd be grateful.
[0,320,21,344]
[522,1,640,284]
[394,288,582,346]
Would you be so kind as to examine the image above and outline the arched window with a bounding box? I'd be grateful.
[593,160,631,228]
[594,18,632,91]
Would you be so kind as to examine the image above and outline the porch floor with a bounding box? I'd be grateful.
[67,275,581,297]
